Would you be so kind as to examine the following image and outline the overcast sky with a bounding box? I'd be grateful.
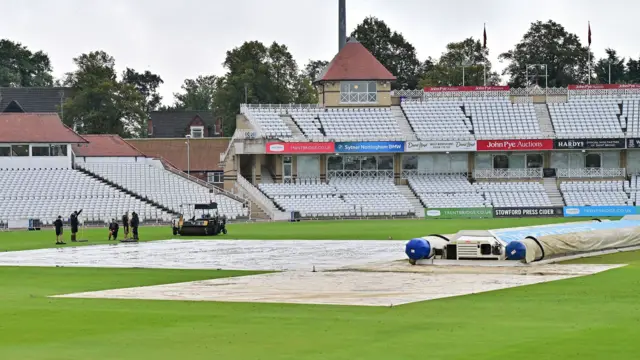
[1,0,638,103]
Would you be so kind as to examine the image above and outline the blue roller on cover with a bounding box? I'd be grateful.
[505,241,527,260]
[405,238,431,260]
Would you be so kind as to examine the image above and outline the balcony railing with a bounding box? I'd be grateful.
[340,92,377,104]
[401,170,468,179]
[473,168,543,179]
[556,168,626,178]
[327,170,394,178]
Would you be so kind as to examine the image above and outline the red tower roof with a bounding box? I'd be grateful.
[315,39,396,82]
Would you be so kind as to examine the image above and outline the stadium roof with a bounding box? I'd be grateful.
[126,138,228,172]
[0,87,73,113]
[0,113,87,143]
[315,38,396,83]
[72,134,144,157]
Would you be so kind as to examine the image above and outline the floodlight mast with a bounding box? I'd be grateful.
[339,0,346,51]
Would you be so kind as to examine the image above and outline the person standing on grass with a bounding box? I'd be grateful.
[122,212,130,239]
[54,216,65,245]
[130,211,140,241]
[108,218,119,241]
[69,209,83,242]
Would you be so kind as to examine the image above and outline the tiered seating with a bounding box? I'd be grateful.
[561,180,630,206]
[548,99,623,138]
[621,98,640,136]
[288,109,324,139]
[241,107,292,138]
[466,98,541,138]
[258,177,412,217]
[401,101,473,140]
[319,108,402,141]
[407,175,486,208]
[0,168,170,223]
[332,178,412,215]
[476,181,551,207]
[82,163,248,219]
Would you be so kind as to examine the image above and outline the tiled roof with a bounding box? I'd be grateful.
[0,113,87,143]
[125,138,229,171]
[0,87,73,113]
[316,38,396,82]
[72,135,144,157]
[150,110,217,138]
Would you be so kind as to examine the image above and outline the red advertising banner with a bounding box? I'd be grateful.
[477,139,554,151]
[568,84,640,90]
[266,142,335,154]
[423,86,510,92]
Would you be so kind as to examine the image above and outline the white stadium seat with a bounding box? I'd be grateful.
[561,180,630,206]
[258,177,412,217]
[549,98,624,138]
[401,101,474,141]
[81,163,248,220]
[0,168,172,224]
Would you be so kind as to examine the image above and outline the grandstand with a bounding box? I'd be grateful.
[561,180,630,206]
[80,162,248,220]
[258,177,413,217]
[549,98,625,138]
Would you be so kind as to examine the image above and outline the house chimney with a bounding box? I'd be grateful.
[339,0,346,51]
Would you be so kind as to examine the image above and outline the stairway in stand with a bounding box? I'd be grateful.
[543,178,565,206]
[397,184,424,217]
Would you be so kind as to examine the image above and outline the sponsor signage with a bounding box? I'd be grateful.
[425,207,493,219]
[627,138,640,149]
[424,86,510,92]
[553,138,625,150]
[265,142,335,154]
[493,207,563,218]
[405,140,477,152]
[563,206,637,217]
[335,141,405,153]
[568,84,640,90]
[476,139,554,151]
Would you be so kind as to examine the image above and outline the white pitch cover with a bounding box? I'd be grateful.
[405,140,477,152]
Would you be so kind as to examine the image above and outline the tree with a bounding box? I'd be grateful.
[420,38,501,87]
[350,17,423,89]
[62,51,147,137]
[499,20,593,87]
[172,75,217,110]
[303,60,329,81]
[0,39,53,87]
[626,58,640,84]
[593,49,626,84]
[212,41,316,136]
[122,68,163,113]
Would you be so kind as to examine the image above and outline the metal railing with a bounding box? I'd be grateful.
[556,168,626,178]
[327,170,394,178]
[161,159,249,208]
[401,170,468,179]
[473,168,543,179]
[236,174,288,221]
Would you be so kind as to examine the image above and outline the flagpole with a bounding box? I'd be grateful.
[483,23,487,86]
[588,21,591,84]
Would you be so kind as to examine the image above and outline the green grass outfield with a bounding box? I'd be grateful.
[1,218,640,359]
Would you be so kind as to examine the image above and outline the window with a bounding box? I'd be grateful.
[11,145,29,156]
[378,155,394,170]
[207,172,223,183]
[328,155,343,170]
[0,146,9,156]
[190,126,204,138]
[340,81,377,103]
[585,153,601,168]
[32,146,51,156]
[492,155,509,169]
[526,154,543,168]
[402,155,418,170]
[51,145,68,156]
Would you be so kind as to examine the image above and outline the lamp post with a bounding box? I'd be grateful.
[185,134,191,177]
